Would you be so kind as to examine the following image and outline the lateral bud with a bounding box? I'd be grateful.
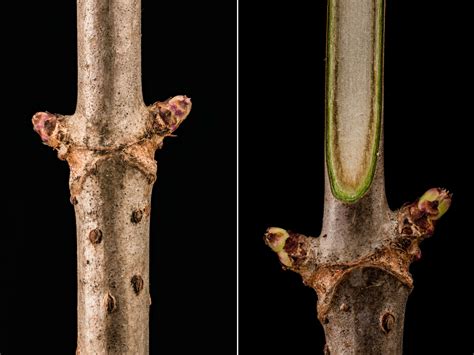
[32,112,59,146]
[398,188,452,251]
[264,227,311,269]
[264,227,293,267]
[32,111,70,159]
[417,188,452,220]
[149,95,192,136]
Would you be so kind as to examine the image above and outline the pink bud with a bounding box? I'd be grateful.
[32,112,57,143]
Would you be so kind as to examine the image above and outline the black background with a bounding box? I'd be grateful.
[240,1,473,355]
[1,0,236,354]
[2,0,474,354]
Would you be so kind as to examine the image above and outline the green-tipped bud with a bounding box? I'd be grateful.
[264,227,293,267]
[418,188,452,220]
[276,250,293,268]
[265,227,290,252]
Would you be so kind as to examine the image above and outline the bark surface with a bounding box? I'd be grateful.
[264,1,451,354]
[32,1,191,354]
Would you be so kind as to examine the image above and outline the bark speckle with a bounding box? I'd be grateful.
[339,303,349,312]
[105,293,117,314]
[70,196,78,205]
[131,275,144,295]
[381,312,395,334]
[89,228,103,244]
[131,209,143,224]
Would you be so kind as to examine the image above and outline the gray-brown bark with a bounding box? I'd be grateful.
[264,1,451,354]
[32,0,191,354]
